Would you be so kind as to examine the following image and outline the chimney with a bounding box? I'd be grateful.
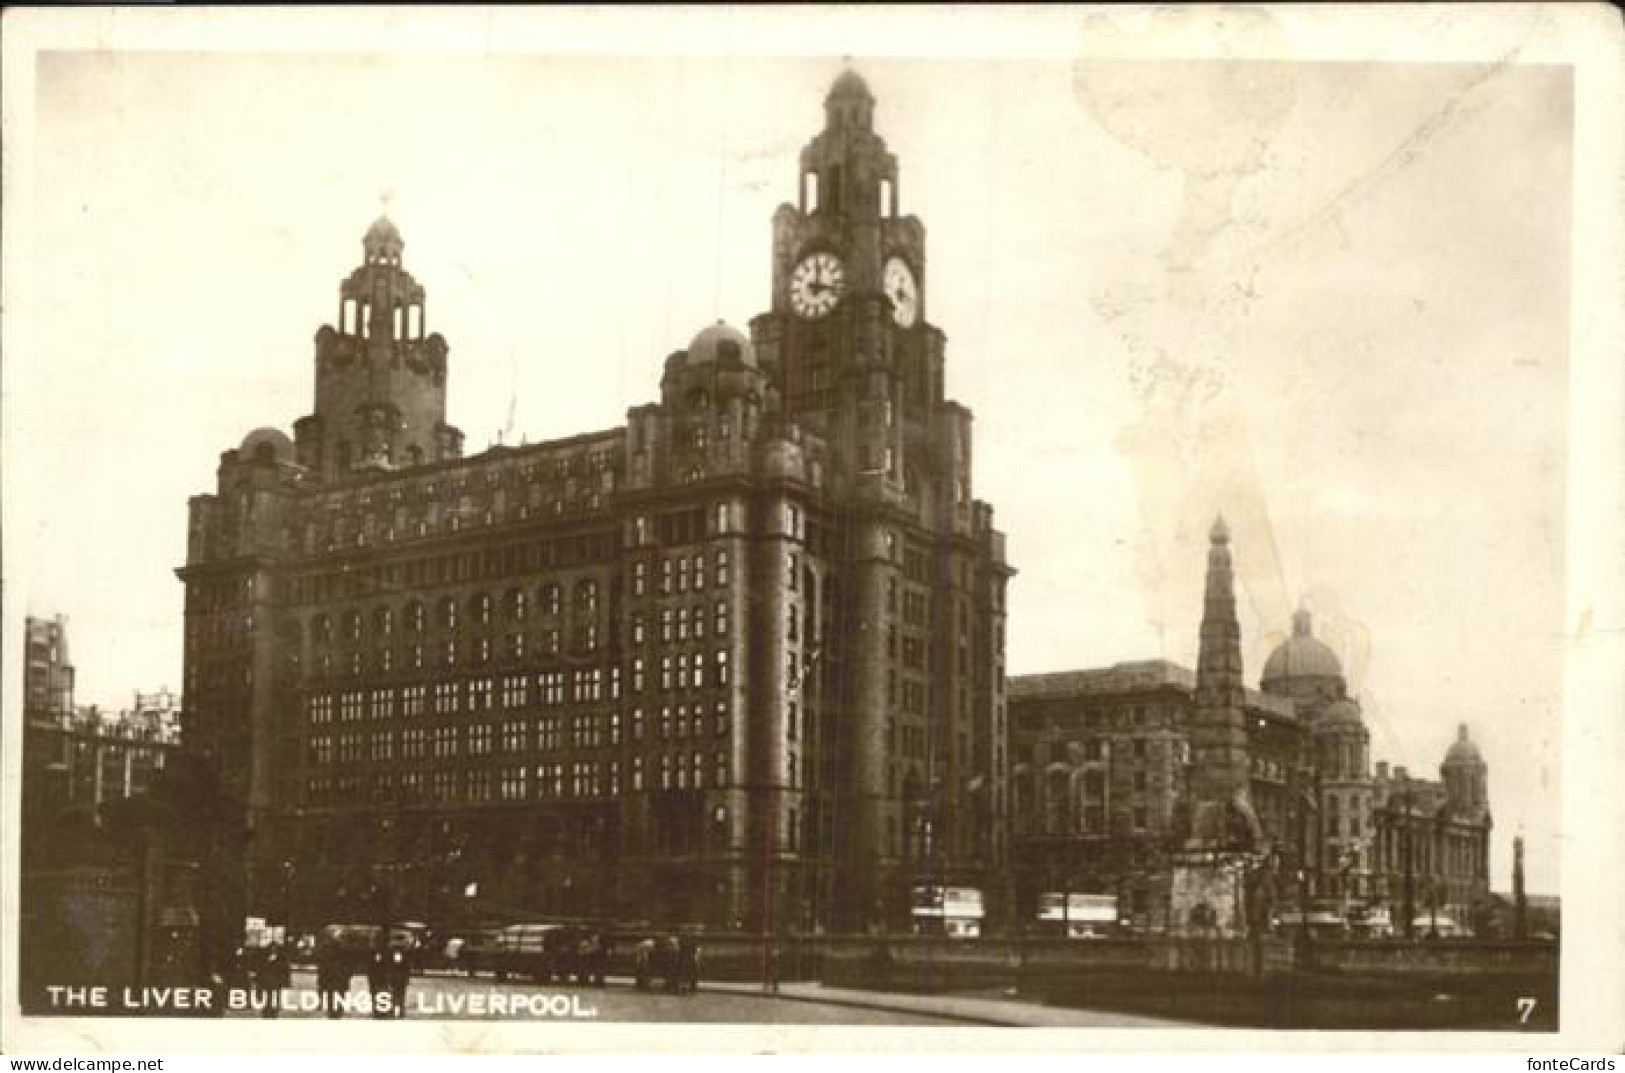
[1375,761,1389,780]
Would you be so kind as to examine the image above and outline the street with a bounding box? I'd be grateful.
[234,969,1193,1026]
[249,970,965,1025]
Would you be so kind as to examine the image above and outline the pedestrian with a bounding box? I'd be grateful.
[315,931,349,1020]
[768,941,783,995]
[258,942,291,1019]
[662,934,681,994]
[676,935,699,995]
[387,933,412,1019]
[367,930,394,1020]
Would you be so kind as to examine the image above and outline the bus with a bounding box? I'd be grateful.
[911,885,985,938]
[1037,892,1118,937]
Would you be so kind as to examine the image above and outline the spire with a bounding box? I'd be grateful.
[1197,513,1245,712]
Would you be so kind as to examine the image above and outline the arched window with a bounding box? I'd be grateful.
[437,596,458,630]
[1045,768,1070,835]
[405,601,425,634]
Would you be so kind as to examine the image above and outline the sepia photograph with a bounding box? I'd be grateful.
[3,4,1621,1055]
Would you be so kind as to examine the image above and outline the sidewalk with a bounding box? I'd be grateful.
[697,979,1191,1028]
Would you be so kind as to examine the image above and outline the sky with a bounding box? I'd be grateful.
[4,11,1582,895]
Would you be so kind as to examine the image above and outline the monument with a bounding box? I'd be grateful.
[1168,515,1267,938]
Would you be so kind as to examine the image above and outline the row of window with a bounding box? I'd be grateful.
[303,751,731,805]
[306,702,736,764]
[307,672,624,723]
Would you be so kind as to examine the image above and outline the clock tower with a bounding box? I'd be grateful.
[750,70,1009,931]
[751,69,943,494]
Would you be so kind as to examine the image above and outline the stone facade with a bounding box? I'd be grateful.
[176,71,1011,943]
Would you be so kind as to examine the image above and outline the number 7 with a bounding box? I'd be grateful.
[1517,997,1537,1023]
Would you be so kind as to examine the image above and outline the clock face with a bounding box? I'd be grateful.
[789,252,846,319]
[884,256,919,327]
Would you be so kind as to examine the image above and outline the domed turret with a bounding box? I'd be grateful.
[239,427,296,465]
[1442,723,1488,812]
[823,66,876,132]
[1319,697,1364,728]
[828,68,873,102]
[363,215,403,264]
[684,321,757,369]
[1444,723,1483,766]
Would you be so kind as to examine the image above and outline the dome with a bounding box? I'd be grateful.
[1318,697,1364,729]
[684,321,756,369]
[1444,723,1483,765]
[828,68,873,101]
[239,427,295,464]
[1262,606,1343,684]
[363,214,404,258]
[364,215,400,244]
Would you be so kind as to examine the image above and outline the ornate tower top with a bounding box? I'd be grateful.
[293,214,461,481]
[824,67,876,130]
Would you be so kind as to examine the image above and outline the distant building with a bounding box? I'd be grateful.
[23,614,75,722]
[1009,525,1493,935]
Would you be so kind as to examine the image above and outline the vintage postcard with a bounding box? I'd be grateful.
[2,4,1621,1056]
